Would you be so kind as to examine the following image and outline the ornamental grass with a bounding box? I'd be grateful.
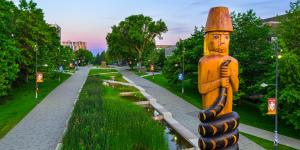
[62,76,168,150]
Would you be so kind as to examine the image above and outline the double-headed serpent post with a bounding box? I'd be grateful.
[198,60,240,150]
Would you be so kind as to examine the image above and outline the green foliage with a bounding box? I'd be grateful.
[278,0,300,56]
[57,46,74,69]
[163,27,204,84]
[63,76,168,150]
[0,0,20,96]
[0,0,76,97]
[259,1,300,130]
[89,69,127,82]
[89,69,117,74]
[230,10,273,99]
[106,14,167,70]
[144,48,165,71]
[15,0,62,81]
[74,49,93,66]
[93,51,106,65]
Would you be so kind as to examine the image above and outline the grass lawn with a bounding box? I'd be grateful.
[0,73,71,138]
[89,69,127,83]
[240,132,296,150]
[89,68,117,74]
[63,75,168,150]
[145,74,202,109]
[144,74,300,140]
[130,69,148,76]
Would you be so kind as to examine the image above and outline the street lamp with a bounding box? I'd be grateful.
[181,47,185,94]
[35,44,38,99]
[272,37,279,149]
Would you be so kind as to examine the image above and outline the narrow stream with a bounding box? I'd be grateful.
[145,106,193,150]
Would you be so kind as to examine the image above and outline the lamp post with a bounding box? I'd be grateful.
[35,44,38,99]
[274,37,279,150]
[261,37,281,150]
[182,48,185,94]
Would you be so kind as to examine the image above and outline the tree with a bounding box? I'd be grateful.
[0,0,20,96]
[230,10,273,101]
[15,0,64,81]
[75,49,93,66]
[57,46,74,69]
[106,14,167,71]
[94,51,106,65]
[261,0,300,129]
[278,0,300,56]
[0,0,76,97]
[163,27,204,84]
[144,48,165,71]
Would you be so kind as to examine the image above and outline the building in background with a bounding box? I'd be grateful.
[48,24,61,41]
[156,45,176,58]
[262,14,285,42]
[61,41,87,51]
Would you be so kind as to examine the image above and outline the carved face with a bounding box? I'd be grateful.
[206,31,230,55]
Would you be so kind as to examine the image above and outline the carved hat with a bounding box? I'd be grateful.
[205,7,233,33]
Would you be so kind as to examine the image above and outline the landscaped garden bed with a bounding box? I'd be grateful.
[63,69,196,149]
[62,75,168,149]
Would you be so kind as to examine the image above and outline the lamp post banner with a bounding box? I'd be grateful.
[36,72,44,83]
[267,98,277,115]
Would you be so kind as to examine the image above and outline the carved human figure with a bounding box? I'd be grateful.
[198,7,239,116]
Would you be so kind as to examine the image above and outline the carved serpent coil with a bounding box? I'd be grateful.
[198,60,240,150]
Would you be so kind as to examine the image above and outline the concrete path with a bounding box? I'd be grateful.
[117,67,269,150]
[140,72,162,77]
[0,66,90,150]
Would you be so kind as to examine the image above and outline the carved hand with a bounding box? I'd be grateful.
[221,78,229,88]
[221,65,230,77]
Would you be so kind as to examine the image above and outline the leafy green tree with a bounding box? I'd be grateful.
[144,48,165,71]
[75,49,93,66]
[0,0,20,96]
[14,0,63,81]
[57,46,74,69]
[94,51,106,65]
[163,27,204,84]
[278,0,300,56]
[230,10,273,101]
[261,1,300,129]
[0,0,76,97]
[106,14,167,71]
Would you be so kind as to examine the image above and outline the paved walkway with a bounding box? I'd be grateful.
[117,67,299,150]
[0,66,90,150]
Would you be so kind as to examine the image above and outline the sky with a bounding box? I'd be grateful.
[12,0,293,55]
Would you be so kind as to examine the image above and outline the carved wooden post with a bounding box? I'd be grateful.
[198,7,240,150]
